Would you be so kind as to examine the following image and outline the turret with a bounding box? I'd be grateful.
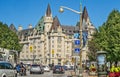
[44,4,53,32]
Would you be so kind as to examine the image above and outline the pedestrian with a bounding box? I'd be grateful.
[15,64,21,73]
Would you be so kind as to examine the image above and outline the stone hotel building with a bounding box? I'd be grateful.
[9,4,96,65]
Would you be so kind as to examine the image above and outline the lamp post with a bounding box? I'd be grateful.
[96,50,107,77]
[48,54,50,65]
[59,2,83,76]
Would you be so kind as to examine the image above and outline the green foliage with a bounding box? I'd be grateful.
[0,22,22,52]
[88,10,120,62]
[87,38,98,61]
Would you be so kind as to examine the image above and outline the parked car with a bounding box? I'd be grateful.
[64,65,71,70]
[0,61,17,77]
[69,65,74,70]
[53,65,65,74]
[43,65,50,72]
[30,64,44,74]
[63,65,68,70]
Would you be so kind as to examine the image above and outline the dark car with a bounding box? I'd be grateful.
[30,64,44,74]
[53,65,65,74]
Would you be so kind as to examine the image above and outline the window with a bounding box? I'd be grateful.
[34,50,36,52]
[57,37,61,43]
[57,45,61,48]
[26,55,28,58]
[5,63,13,69]
[52,54,54,57]
[52,40,54,43]
[57,49,61,52]
[26,51,28,53]
[34,46,36,49]
[22,55,24,58]
[0,63,5,69]
[52,60,54,63]
[26,47,28,49]
[39,54,42,57]
[38,50,40,52]
[52,45,54,48]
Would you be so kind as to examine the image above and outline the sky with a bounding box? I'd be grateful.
[0,0,120,30]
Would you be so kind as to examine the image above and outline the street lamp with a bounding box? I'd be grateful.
[48,54,50,65]
[96,50,107,77]
[59,2,83,76]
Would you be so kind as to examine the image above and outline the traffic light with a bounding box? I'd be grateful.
[29,45,33,52]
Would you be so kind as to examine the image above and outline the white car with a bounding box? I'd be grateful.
[43,65,50,72]
[30,64,44,74]
[0,61,17,77]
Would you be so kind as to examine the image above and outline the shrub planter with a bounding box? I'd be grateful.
[115,72,119,77]
[109,72,115,77]
[89,72,97,76]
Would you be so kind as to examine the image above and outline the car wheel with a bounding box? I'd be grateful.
[30,72,32,74]
[15,73,17,77]
[3,75,6,77]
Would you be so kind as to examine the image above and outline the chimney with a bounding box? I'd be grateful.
[28,24,32,29]
[18,25,23,31]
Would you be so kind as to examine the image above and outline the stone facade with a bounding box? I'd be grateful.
[9,4,96,65]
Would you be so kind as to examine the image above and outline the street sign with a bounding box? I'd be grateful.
[74,48,80,53]
[74,40,80,45]
[74,33,79,39]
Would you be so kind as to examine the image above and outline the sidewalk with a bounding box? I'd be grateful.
[66,70,98,77]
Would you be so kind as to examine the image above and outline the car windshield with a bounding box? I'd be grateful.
[43,66,45,68]
[31,65,39,67]
[55,66,62,69]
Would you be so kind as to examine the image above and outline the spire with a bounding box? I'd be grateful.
[82,6,89,22]
[9,24,17,32]
[46,4,52,16]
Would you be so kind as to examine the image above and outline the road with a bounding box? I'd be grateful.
[18,70,70,77]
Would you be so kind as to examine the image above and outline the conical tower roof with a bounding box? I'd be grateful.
[46,4,52,16]
[50,16,61,31]
[82,6,89,22]
[9,24,17,32]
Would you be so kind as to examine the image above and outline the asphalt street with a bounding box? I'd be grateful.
[18,70,70,77]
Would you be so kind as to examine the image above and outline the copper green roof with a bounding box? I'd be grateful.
[35,16,44,33]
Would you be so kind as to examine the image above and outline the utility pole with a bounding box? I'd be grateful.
[59,1,83,76]
[79,2,83,68]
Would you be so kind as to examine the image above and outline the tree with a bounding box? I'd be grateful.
[88,10,120,65]
[0,22,22,52]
